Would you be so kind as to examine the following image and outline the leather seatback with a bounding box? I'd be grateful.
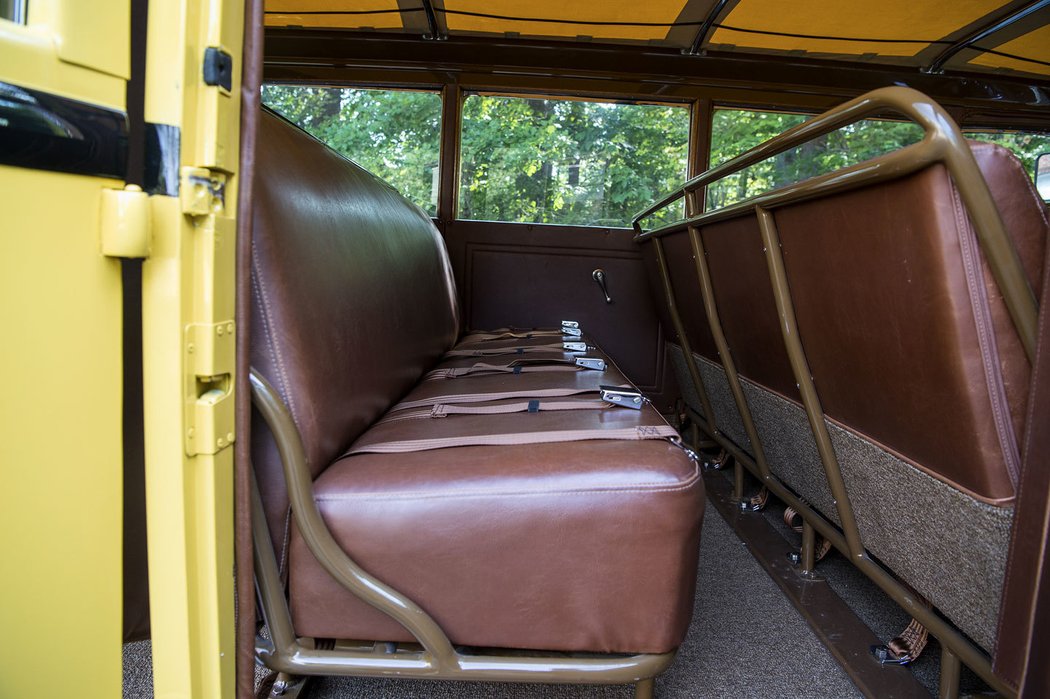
[250,111,460,552]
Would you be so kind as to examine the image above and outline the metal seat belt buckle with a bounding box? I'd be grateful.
[561,320,580,329]
[562,326,583,337]
[563,342,587,352]
[575,357,606,371]
[599,385,647,409]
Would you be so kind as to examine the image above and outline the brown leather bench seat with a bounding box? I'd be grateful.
[251,110,704,656]
[642,137,1048,652]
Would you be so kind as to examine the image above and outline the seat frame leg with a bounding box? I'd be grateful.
[939,646,961,699]
[634,677,655,699]
[733,459,744,503]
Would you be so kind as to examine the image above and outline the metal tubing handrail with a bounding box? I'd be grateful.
[756,206,865,558]
[633,86,1037,362]
[250,370,460,670]
[249,368,677,689]
[653,236,719,435]
[633,86,1029,695]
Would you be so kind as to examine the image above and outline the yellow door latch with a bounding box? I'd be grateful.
[100,184,152,258]
[184,321,235,455]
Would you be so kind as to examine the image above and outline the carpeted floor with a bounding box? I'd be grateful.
[123,505,863,698]
[755,493,988,696]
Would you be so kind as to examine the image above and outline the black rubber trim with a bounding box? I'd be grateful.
[0,81,128,179]
[143,122,181,196]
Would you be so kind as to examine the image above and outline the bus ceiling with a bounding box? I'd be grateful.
[260,1,1050,122]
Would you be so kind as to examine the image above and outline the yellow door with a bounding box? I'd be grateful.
[140,0,243,696]
[0,0,243,695]
[0,2,132,697]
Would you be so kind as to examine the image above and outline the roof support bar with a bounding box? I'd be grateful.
[686,0,731,55]
[924,0,1050,73]
[420,0,444,40]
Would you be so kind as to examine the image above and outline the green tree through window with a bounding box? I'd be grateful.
[458,95,690,227]
[262,85,442,215]
[706,108,923,210]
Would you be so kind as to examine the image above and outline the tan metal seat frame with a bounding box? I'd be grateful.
[250,370,673,698]
[633,86,1038,698]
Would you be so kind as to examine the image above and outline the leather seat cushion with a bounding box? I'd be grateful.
[288,437,703,654]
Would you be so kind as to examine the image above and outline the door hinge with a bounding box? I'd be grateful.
[184,321,236,456]
[180,166,226,216]
[100,184,151,258]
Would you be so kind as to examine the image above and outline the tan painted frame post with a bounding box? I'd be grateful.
[754,206,864,556]
[652,237,720,437]
[249,370,675,694]
[686,225,773,483]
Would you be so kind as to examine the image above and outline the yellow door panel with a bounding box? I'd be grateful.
[142,0,243,696]
[0,1,128,106]
[0,168,124,697]
[0,2,130,698]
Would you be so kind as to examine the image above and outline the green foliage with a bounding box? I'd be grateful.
[261,86,1050,225]
[458,96,689,227]
[962,131,1050,176]
[262,85,441,215]
[706,109,923,209]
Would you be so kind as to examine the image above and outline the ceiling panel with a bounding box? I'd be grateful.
[442,0,687,41]
[968,24,1050,77]
[265,0,405,30]
[709,0,1003,57]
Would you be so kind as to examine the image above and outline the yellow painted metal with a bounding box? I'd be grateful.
[141,0,243,695]
[0,1,126,106]
[101,185,153,258]
[444,0,681,40]
[0,2,129,697]
[711,0,1001,56]
[969,25,1050,77]
[266,0,403,30]
[54,0,131,79]
[0,169,124,696]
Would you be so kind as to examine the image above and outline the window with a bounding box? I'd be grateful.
[0,0,26,23]
[262,85,442,215]
[458,94,690,227]
[707,108,922,210]
[962,130,1050,181]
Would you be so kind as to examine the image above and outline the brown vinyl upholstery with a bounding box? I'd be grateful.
[772,143,1046,502]
[250,110,704,654]
[641,137,1046,650]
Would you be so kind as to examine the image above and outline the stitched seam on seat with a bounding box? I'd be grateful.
[251,242,299,425]
[251,242,301,569]
[950,182,1022,487]
[279,507,292,581]
[313,472,702,502]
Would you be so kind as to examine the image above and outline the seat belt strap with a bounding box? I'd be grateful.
[345,424,680,455]
[457,329,570,343]
[423,357,607,381]
[443,342,587,358]
[380,398,614,424]
[424,363,581,381]
[390,386,604,412]
[459,322,584,343]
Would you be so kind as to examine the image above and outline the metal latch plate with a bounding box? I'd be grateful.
[575,357,607,371]
[600,385,648,410]
[184,321,236,455]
